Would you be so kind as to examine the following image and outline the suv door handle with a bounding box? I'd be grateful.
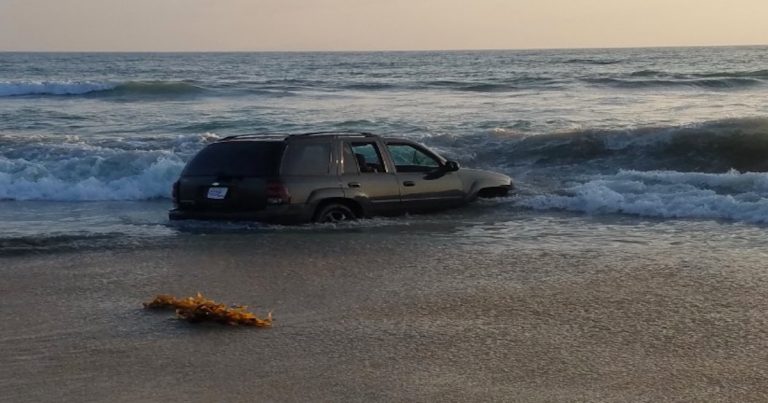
[348,182,361,188]
[403,181,415,187]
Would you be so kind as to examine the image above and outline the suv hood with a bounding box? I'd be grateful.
[459,168,512,185]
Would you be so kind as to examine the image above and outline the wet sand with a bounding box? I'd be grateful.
[2,224,768,402]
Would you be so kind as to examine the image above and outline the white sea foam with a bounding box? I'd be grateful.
[0,157,184,201]
[520,169,768,223]
[0,81,117,96]
[0,133,221,201]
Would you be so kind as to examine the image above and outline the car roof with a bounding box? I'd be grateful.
[218,131,423,141]
[216,131,379,143]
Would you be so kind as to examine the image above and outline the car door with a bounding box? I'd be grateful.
[340,140,402,215]
[385,142,465,212]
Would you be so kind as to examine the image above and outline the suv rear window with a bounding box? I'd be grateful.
[182,141,285,177]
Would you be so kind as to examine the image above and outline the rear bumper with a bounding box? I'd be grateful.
[169,204,310,224]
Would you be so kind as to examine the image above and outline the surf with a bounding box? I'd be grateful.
[0,80,206,98]
[520,169,768,223]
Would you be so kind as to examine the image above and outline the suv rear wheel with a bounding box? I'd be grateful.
[314,202,357,223]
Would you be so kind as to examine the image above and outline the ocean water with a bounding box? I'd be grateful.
[4,49,768,402]
[1,47,768,250]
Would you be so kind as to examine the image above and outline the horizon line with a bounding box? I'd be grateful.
[1,43,767,53]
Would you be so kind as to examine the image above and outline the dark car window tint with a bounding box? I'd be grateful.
[387,144,440,172]
[182,141,284,177]
[281,142,331,176]
[350,143,385,173]
[342,143,359,174]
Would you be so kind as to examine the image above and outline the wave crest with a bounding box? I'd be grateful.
[586,77,763,89]
[593,69,768,90]
[452,117,768,173]
[0,81,116,96]
[0,80,205,97]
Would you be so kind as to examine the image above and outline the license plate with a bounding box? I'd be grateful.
[206,187,228,200]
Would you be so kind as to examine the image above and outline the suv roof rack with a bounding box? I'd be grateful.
[217,131,376,142]
[217,134,290,141]
[290,130,374,137]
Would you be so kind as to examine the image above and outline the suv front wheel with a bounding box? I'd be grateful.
[314,202,357,223]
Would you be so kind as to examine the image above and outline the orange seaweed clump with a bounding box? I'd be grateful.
[143,293,272,327]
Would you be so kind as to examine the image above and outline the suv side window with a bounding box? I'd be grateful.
[281,142,331,175]
[342,143,359,174]
[349,142,385,173]
[386,144,440,173]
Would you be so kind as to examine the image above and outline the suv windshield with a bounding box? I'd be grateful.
[387,143,441,172]
[182,141,285,177]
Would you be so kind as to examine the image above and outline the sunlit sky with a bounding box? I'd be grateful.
[0,0,766,51]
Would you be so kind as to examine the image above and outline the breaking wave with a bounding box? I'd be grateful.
[0,157,183,201]
[0,81,116,96]
[427,116,768,223]
[520,169,768,223]
[0,80,205,97]
[451,117,768,173]
[3,117,768,210]
[0,133,218,201]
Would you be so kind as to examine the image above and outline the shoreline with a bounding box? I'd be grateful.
[2,220,767,402]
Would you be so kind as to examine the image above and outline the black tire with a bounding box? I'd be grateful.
[314,203,357,223]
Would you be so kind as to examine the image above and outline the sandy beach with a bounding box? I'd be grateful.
[2,211,768,402]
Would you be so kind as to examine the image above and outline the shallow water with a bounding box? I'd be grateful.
[2,212,768,402]
[2,197,766,256]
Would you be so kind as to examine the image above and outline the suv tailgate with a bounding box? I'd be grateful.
[176,141,284,212]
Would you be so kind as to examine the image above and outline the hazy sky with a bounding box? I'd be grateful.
[1,0,766,51]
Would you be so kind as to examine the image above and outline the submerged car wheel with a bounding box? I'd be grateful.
[314,203,356,223]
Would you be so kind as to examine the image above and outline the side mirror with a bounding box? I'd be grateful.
[443,160,460,172]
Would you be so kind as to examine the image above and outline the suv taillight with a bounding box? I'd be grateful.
[172,180,180,206]
[266,181,291,205]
